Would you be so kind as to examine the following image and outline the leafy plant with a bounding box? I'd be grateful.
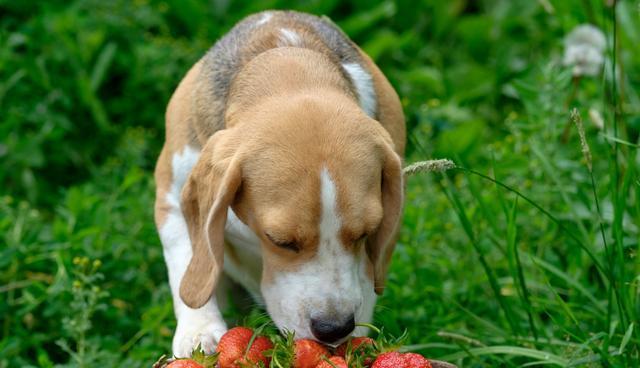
[56,257,109,367]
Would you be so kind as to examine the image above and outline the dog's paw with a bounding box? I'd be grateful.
[172,319,227,358]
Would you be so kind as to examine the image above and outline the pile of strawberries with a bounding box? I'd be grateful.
[155,326,445,368]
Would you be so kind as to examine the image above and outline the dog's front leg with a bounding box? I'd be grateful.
[155,147,228,358]
[159,208,228,357]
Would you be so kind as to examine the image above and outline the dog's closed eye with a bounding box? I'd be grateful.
[265,232,300,253]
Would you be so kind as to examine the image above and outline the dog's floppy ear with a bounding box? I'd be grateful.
[367,142,404,295]
[179,131,242,309]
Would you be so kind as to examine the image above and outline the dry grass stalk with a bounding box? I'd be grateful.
[570,108,593,172]
[403,159,456,176]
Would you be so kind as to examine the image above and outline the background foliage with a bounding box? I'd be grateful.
[1,0,638,366]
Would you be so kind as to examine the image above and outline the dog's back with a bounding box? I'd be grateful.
[206,11,365,95]
[189,10,403,151]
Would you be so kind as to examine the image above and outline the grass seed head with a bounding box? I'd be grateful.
[570,108,593,172]
[403,159,456,176]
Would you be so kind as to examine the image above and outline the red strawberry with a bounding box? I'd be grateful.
[371,352,404,368]
[240,335,273,367]
[315,356,348,368]
[372,352,432,368]
[166,360,204,368]
[293,339,330,368]
[336,336,375,357]
[216,327,273,368]
[402,353,432,368]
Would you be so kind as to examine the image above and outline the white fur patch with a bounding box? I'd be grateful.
[342,63,377,118]
[319,168,341,242]
[261,168,375,341]
[224,209,263,300]
[162,145,200,299]
[279,28,302,47]
[159,146,227,357]
[166,146,200,210]
[256,12,273,26]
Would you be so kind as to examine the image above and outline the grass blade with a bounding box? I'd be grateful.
[455,167,608,281]
[90,42,117,92]
[439,345,569,366]
[618,323,634,355]
[599,133,640,148]
[528,256,605,314]
[441,177,521,336]
[506,198,538,341]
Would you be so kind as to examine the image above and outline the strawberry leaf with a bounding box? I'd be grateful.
[152,354,170,368]
[375,327,409,353]
[190,343,219,368]
[266,330,295,368]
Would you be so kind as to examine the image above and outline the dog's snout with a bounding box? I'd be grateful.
[310,314,355,343]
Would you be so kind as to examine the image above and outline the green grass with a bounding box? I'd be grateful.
[1,0,638,366]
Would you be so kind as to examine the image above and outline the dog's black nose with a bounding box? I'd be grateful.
[310,314,355,343]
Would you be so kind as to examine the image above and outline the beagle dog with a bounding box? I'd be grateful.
[154,10,405,357]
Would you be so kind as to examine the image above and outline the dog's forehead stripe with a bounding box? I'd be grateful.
[319,168,341,243]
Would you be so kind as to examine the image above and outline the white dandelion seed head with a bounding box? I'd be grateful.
[565,24,606,50]
[563,24,606,77]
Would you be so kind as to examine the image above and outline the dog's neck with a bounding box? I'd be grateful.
[224,47,359,127]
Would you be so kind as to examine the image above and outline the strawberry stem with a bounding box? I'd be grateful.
[244,322,270,358]
[355,322,381,335]
[245,332,259,358]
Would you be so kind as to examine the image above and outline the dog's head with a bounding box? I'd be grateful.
[178,93,403,344]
